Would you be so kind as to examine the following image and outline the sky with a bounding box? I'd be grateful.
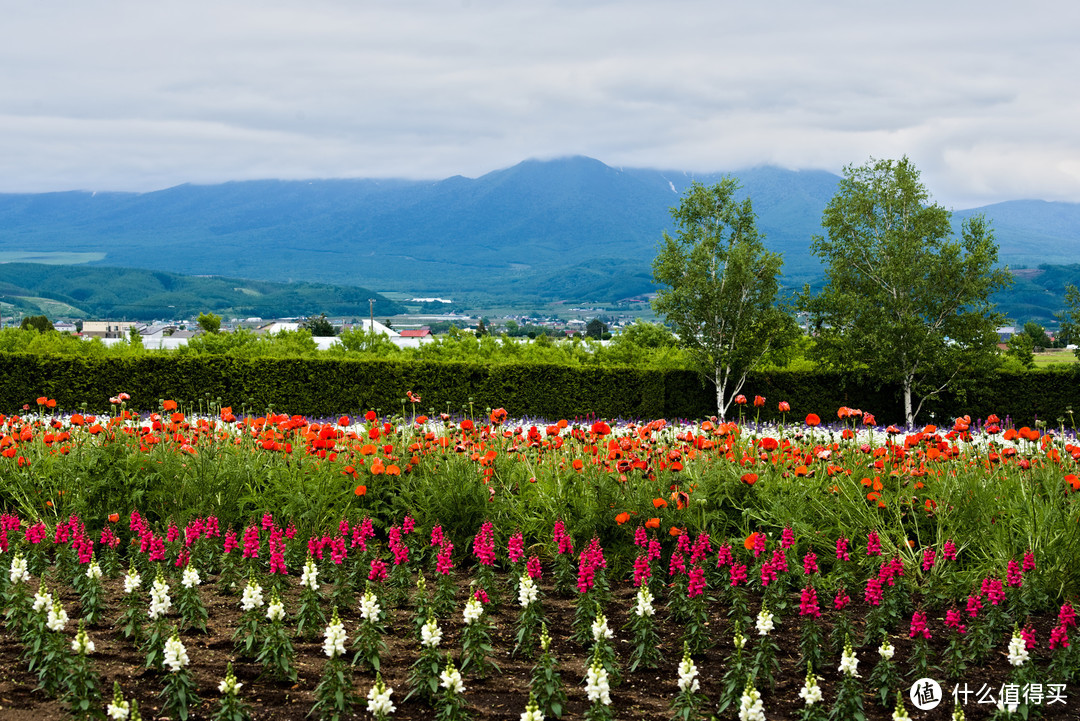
[2,0,1079,208]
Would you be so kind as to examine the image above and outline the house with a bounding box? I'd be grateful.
[82,321,143,339]
[399,328,432,338]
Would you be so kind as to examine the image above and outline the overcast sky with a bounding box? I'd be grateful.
[2,0,1078,207]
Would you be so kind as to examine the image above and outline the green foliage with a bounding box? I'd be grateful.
[1006,333,1035,369]
[803,157,1013,426]
[302,314,336,337]
[197,312,222,334]
[20,315,54,333]
[652,179,796,419]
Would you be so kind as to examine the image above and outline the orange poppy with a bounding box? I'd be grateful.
[572,459,584,471]
[108,513,120,523]
[163,400,178,411]
[741,473,758,485]
[1066,474,1080,492]
[354,485,367,496]
[645,517,660,529]
[615,512,631,525]
[669,526,684,537]
[805,413,821,427]
[653,497,668,508]
[744,532,758,550]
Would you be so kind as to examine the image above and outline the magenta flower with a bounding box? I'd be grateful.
[944,609,966,634]
[799,585,820,618]
[241,525,260,559]
[689,533,711,565]
[866,530,881,557]
[436,540,454,575]
[473,587,489,604]
[1050,624,1069,651]
[752,532,766,559]
[647,538,662,562]
[526,555,542,580]
[368,557,388,582]
[1021,625,1037,650]
[943,538,957,561]
[668,551,687,577]
[634,526,648,548]
[921,548,936,572]
[223,529,238,555]
[507,530,524,563]
[338,517,350,538]
[402,515,416,535]
[430,524,444,548]
[729,562,747,587]
[781,526,795,549]
[1022,550,1036,573]
[687,566,706,599]
[1059,603,1076,629]
[909,610,931,640]
[716,544,734,568]
[633,554,651,588]
[803,551,819,575]
[966,594,982,618]
[1006,559,1023,588]
[864,577,884,606]
[836,536,850,561]
[148,534,166,563]
[760,559,777,588]
[834,587,850,611]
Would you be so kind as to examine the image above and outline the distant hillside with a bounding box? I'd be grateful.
[0,264,403,321]
[0,156,1078,316]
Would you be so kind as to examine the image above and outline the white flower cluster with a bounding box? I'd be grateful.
[733,631,746,650]
[180,566,201,588]
[366,677,396,716]
[893,702,913,721]
[677,650,699,694]
[756,606,774,635]
[323,616,347,658]
[86,558,103,581]
[106,697,130,720]
[591,612,613,642]
[149,576,172,619]
[47,601,69,632]
[8,553,29,585]
[518,575,539,607]
[360,590,381,623]
[463,596,484,625]
[739,683,766,721]
[440,663,465,695]
[879,638,895,660]
[33,585,53,613]
[1007,629,1029,667]
[301,557,319,591]
[799,673,823,706]
[634,586,655,618]
[520,695,545,721]
[585,656,611,706]
[164,634,189,672]
[240,580,264,612]
[123,568,141,594]
[71,625,95,655]
[266,595,286,622]
[839,644,860,677]
[219,671,242,695]
[421,617,443,648]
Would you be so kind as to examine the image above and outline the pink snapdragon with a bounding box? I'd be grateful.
[716,544,733,568]
[729,562,747,587]
[687,566,706,599]
[507,530,524,563]
[553,519,574,555]
[241,525,260,559]
[799,585,821,618]
[668,551,687,577]
[865,577,884,606]
[1050,624,1069,651]
[223,529,238,554]
[967,594,982,618]
[430,524,444,548]
[526,555,542,580]
[944,609,966,634]
[1006,559,1023,588]
[1060,602,1077,629]
[1021,625,1037,650]
[689,533,711,565]
[781,526,795,549]
[269,526,287,574]
[472,522,496,566]
[633,526,648,548]
[402,515,416,535]
[368,557,388,582]
[943,538,957,561]
[166,522,179,543]
[435,540,454,575]
[1022,550,1036,573]
[909,610,931,639]
[836,536,850,561]
[866,530,882,557]
[633,554,651,588]
[834,587,850,610]
[803,551,819,575]
[921,548,936,572]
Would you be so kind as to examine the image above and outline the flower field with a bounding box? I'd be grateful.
[2,396,1080,719]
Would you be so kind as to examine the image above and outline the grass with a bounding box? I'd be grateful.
[1033,348,1079,367]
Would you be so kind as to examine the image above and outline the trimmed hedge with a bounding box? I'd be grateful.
[3,352,1080,426]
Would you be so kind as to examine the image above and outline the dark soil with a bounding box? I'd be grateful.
[0,571,1076,720]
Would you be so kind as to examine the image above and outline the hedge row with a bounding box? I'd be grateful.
[4,352,1080,427]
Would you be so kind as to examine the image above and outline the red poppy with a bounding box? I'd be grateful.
[753,395,765,407]
[572,459,584,471]
[734,395,747,405]
[460,419,475,431]
[615,512,631,525]
[759,437,779,452]
[741,473,758,485]
[1066,474,1080,492]
[338,416,350,427]
[805,413,821,427]
[163,400,178,411]
[778,401,790,412]
[490,408,508,424]
[591,421,611,436]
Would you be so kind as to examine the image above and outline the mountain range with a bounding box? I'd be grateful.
[1,156,1079,321]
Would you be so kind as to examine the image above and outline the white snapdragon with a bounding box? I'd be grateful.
[301,556,319,591]
[634,585,655,617]
[463,596,484,625]
[839,642,860,677]
[1007,628,1029,667]
[519,574,539,607]
[266,595,286,622]
[893,702,913,721]
[739,682,766,721]
[360,590,381,622]
[86,557,103,581]
[33,585,53,613]
[520,696,545,721]
[163,633,189,672]
[440,661,465,695]
[879,638,895,660]
[218,670,242,695]
[180,566,201,588]
[71,625,95,655]
[123,568,141,594]
[106,698,130,720]
[240,579,264,612]
[47,600,69,632]
[149,576,172,619]
[799,672,823,706]
[733,631,747,650]
[584,655,611,706]
[8,553,29,585]
[366,675,396,716]
[591,612,613,642]
[323,614,347,658]
[755,606,774,635]
[677,648,699,693]
[421,617,443,648]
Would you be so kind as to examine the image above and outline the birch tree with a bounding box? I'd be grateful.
[652,179,794,419]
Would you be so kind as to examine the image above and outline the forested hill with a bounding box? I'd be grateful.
[0,156,1078,313]
[0,263,403,321]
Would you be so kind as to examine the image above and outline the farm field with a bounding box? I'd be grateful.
[2,398,1080,719]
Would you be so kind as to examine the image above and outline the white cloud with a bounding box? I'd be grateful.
[0,0,1077,206]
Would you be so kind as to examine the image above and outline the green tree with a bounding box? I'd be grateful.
[20,315,54,333]
[302,313,337,337]
[1022,321,1051,351]
[802,157,1012,426]
[1006,332,1035,369]
[196,312,222,334]
[652,179,794,419]
[585,319,608,340]
[1058,284,1080,355]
